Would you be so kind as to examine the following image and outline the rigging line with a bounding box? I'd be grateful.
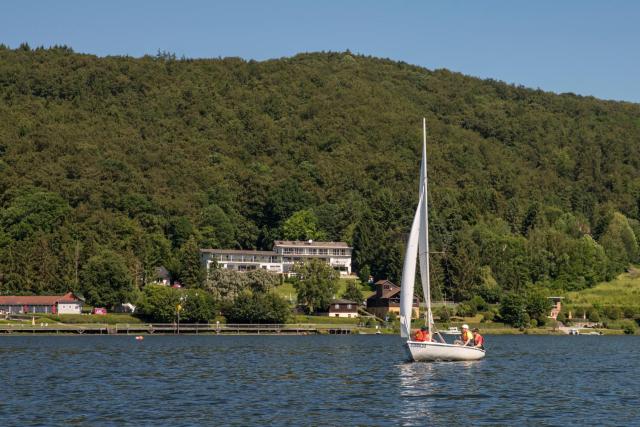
[423,152,454,305]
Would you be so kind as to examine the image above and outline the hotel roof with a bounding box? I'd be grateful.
[200,249,278,256]
[273,240,351,248]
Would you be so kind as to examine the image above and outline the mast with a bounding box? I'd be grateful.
[418,118,433,331]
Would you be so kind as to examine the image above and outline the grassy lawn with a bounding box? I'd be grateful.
[18,313,143,324]
[274,282,297,301]
[566,270,640,307]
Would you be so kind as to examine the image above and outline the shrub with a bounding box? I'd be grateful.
[500,293,527,327]
[603,306,622,320]
[437,307,451,322]
[622,320,637,335]
[587,308,601,322]
[224,292,290,324]
[469,296,488,312]
[137,285,216,323]
[522,313,531,328]
[457,303,477,317]
[480,311,495,322]
[623,306,637,319]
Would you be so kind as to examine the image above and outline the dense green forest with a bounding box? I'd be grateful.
[1,44,640,308]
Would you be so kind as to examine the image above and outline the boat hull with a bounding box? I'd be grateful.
[406,341,485,362]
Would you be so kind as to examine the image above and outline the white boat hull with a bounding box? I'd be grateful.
[406,341,486,362]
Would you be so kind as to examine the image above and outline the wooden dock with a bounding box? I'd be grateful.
[0,322,358,335]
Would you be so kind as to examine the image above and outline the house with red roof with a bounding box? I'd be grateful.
[0,292,84,315]
[365,280,419,319]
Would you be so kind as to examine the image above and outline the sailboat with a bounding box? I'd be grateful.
[400,119,486,362]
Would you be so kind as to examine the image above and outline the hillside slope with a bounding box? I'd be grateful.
[1,45,640,305]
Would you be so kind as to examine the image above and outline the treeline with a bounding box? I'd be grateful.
[1,45,640,307]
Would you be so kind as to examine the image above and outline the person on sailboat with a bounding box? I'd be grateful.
[458,324,473,346]
[472,328,484,349]
[414,326,430,342]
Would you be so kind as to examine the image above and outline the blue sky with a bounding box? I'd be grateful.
[2,1,639,102]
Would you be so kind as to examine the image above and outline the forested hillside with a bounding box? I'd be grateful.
[1,44,640,307]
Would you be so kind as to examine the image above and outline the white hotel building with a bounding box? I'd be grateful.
[201,240,353,276]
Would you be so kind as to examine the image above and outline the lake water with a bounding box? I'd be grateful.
[1,334,638,426]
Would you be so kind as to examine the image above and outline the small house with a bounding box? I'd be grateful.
[0,292,84,314]
[326,299,359,318]
[366,279,419,319]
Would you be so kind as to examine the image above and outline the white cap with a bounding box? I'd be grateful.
[462,324,469,329]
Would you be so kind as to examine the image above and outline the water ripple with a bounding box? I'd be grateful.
[1,335,639,426]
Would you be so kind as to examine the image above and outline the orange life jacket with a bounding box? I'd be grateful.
[415,330,429,342]
[462,330,473,342]
[474,333,484,346]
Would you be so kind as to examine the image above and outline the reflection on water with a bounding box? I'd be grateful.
[398,360,485,426]
[1,335,639,426]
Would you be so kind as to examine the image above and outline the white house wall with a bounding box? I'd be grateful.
[57,303,82,314]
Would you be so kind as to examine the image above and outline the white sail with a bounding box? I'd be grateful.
[399,192,423,338]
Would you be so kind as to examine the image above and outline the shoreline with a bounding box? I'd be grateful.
[0,327,628,336]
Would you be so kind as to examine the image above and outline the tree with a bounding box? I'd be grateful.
[599,212,639,273]
[282,209,326,241]
[342,280,364,303]
[293,259,339,313]
[178,236,205,288]
[81,249,134,308]
[352,210,381,277]
[245,269,280,293]
[357,265,371,284]
[182,289,216,323]
[525,290,550,326]
[264,180,313,226]
[205,269,249,301]
[138,285,180,322]
[167,216,195,249]
[499,293,527,328]
[224,292,290,323]
[199,204,236,248]
[447,228,481,300]
[132,232,171,286]
[0,188,70,241]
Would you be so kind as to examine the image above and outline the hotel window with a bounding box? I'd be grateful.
[335,304,340,309]
[347,304,352,309]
